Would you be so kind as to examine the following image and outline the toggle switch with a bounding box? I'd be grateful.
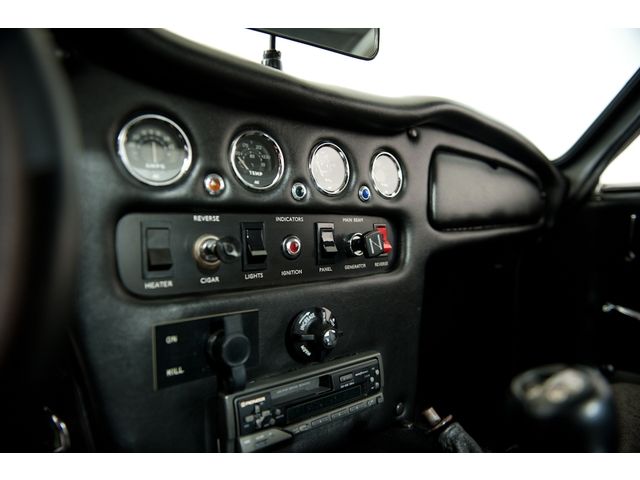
[374,224,393,256]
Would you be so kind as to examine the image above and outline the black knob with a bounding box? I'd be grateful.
[215,236,242,263]
[287,307,341,363]
[509,364,617,452]
[363,230,384,258]
[208,330,251,392]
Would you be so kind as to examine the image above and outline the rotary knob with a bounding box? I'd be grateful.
[287,307,342,363]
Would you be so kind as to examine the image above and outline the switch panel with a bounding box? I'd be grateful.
[116,213,397,298]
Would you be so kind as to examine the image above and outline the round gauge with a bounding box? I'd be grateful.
[117,114,192,186]
[309,142,350,196]
[371,152,403,198]
[230,131,285,191]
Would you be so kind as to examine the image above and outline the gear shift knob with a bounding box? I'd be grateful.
[510,364,617,452]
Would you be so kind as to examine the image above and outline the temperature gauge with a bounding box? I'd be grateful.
[230,131,285,191]
[117,114,192,186]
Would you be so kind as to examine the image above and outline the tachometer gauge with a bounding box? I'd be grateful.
[371,151,403,198]
[117,114,192,186]
[309,142,350,196]
[230,131,285,191]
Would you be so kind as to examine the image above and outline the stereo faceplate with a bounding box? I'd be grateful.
[220,352,384,452]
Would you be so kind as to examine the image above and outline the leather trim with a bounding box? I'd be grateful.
[429,150,545,231]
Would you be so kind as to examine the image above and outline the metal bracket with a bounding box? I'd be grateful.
[602,302,640,322]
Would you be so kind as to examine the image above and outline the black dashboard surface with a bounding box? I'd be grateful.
[56,29,564,452]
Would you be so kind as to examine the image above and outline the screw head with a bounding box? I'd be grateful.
[407,128,419,140]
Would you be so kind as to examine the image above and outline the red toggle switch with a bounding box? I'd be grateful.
[375,225,393,255]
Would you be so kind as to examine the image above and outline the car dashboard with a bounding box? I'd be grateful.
[3,29,568,452]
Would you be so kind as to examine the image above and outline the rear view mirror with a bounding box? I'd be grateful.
[252,28,379,60]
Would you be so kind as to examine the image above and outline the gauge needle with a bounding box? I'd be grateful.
[151,142,158,164]
[239,158,250,170]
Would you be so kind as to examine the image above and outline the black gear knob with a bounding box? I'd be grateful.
[510,364,617,452]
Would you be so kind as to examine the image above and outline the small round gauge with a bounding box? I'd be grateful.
[371,151,403,198]
[309,142,350,196]
[117,114,192,186]
[230,131,285,191]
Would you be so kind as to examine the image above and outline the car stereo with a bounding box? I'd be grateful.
[219,352,384,452]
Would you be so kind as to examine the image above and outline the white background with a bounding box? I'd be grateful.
[3,0,640,477]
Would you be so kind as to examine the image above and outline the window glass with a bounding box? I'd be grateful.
[599,134,640,188]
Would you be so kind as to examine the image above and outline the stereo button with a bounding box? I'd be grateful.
[339,373,354,383]
[311,416,331,428]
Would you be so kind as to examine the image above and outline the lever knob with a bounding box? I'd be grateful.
[208,330,251,392]
[363,230,385,258]
[215,236,242,263]
[510,364,617,452]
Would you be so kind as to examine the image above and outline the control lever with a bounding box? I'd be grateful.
[418,407,483,453]
[602,302,640,322]
[207,316,251,393]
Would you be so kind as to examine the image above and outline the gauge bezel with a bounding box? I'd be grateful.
[116,113,193,187]
[370,151,403,199]
[308,142,351,196]
[229,130,285,191]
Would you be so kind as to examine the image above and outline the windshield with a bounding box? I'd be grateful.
[168,27,640,160]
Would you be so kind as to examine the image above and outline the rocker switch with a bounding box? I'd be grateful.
[146,228,172,271]
[321,230,338,255]
[242,222,268,271]
[316,222,338,265]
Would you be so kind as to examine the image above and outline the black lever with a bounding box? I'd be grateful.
[207,315,251,393]
[419,407,483,453]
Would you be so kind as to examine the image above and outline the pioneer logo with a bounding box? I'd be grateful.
[239,396,266,408]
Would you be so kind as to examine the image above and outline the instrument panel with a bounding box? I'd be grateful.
[115,114,405,200]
